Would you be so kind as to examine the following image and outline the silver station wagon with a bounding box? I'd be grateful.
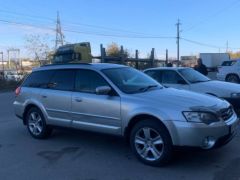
[14,63,239,166]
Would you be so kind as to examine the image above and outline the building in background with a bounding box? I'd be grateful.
[180,56,198,67]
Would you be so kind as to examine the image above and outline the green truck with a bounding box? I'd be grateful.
[51,42,92,64]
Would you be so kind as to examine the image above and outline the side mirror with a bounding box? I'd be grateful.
[95,86,111,95]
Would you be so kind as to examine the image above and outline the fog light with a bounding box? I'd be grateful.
[202,136,216,149]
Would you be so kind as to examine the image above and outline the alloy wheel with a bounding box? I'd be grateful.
[28,112,43,136]
[134,127,164,161]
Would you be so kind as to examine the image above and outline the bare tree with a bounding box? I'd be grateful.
[25,34,53,64]
[106,42,120,57]
[106,42,130,58]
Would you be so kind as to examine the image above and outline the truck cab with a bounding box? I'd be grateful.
[52,42,92,64]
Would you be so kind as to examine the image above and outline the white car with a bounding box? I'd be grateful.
[4,71,23,81]
[144,67,240,111]
[217,59,240,83]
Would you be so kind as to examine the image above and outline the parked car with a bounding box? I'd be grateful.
[217,59,240,83]
[14,63,239,166]
[4,71,23,81]
[144,67,240,111]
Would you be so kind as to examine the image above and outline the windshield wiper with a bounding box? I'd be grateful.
[138,85,159,92]
[191,80,210,83]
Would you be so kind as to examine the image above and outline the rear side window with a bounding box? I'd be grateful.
[162,70,186,84]
[49,70,76,91]
[75,70,108,93]
[145,70,162,83]
[22,70,54,88]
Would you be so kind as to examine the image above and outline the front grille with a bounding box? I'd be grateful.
[220,107,234,121]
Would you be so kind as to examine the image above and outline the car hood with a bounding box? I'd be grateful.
[132,87,229,111]
[191,80,240,97]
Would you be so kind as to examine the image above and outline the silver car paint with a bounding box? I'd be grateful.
[14,64,239,148]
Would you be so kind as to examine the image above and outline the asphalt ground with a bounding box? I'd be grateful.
[0,91,239,180]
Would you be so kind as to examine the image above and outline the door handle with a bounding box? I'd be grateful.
[74,98,82,102]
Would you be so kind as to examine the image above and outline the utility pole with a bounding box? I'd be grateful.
[176,19,181,64]
[55,11,64,49]
[226,40,229,52]
[165,49,168,66]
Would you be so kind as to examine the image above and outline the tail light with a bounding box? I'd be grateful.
[15,87,21,96]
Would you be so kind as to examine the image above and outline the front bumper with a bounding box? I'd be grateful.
[214,128,237,148]
[166,113,239,149]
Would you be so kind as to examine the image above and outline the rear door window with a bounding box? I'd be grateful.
[145,70,162,83]
[48,69,76,91]
[161,70,186,84]
[22,70,54,88]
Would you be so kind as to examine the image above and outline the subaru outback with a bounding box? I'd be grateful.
[13,63,239,166]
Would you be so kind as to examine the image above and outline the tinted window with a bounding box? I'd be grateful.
[49,70,75,91]
[75,70,108,93]
[162,70,186,84]
[221,61,236,66]
[145,70,162,83]
[53,53,73,63]
[22,70,54,88]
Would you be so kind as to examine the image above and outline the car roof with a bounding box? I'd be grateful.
[32,63,126,72]
[230,59,240,61]
[144,67,189,71]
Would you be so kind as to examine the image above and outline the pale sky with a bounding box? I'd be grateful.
[0,0,239,60]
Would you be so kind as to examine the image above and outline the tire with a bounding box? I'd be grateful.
[130,119,173,166]
[26,107,52,139]
[226,74,240,83]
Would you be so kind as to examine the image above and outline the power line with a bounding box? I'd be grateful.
[0,18,175,39]
[181,37,240,50]
[181,38,222,49]
[0,9,164,37]
[0,12,239,52]
[183,0,240,32]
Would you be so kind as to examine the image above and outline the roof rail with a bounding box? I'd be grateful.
[41,63,92,67]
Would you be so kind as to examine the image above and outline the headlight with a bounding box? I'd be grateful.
[183,111,219,125]
[231,92,240,98]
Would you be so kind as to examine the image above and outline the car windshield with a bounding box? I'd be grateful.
[178,68,210,83]
[102,67,162,94]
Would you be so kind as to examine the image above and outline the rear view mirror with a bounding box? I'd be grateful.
[95,86,111,95]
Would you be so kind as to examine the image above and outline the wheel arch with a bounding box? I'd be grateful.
[23,102,47,125]
[124,114,173,144]
[226,73,240,81]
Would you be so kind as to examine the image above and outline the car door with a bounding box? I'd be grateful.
[161,70,190,90]
[71,69,121,135]
[40,69,76,127]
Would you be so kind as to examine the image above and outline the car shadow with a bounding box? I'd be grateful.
[46,127,231,168]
